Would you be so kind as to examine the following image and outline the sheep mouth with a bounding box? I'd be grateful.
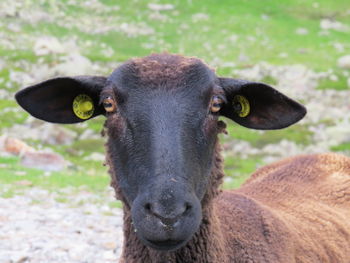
[145,238,185,251]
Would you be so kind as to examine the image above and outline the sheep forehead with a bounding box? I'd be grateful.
[134,53,203,73]
[109,53,216,90]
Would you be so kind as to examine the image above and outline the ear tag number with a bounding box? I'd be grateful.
[73,94,94,119]
[233,95,250,117]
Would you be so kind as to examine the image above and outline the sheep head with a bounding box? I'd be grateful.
[15,53,306,251]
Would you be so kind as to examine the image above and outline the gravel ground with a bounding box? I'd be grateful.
[0,187,124,263]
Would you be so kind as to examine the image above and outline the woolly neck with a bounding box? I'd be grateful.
[107,137,228,262]
[104,118,231,262]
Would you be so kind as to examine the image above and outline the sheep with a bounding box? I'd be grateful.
[15,53,350,262]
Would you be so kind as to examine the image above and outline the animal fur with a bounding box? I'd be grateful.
[106,129,350,262]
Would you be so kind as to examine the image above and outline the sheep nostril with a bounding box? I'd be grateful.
[143,201,194,227]
[144,203,152,212]
[184,203,192,213]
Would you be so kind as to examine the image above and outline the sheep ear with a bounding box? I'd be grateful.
[219,78,306,130]
[15,76,107,124]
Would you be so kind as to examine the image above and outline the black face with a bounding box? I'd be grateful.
[103,61,222,250]
[15,53,306,252]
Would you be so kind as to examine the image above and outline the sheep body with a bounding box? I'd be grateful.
[113,146,350,262]
[223,152,350,262]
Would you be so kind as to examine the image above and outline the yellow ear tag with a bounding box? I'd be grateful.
[73,94,94,119]
[233,95,250,117]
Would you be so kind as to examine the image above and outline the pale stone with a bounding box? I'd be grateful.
[3,137,35,155]
[84,152,105,162]
[34,36,65,56]
[147,3,174,11]
[296,28,309,35]
[20,151,66,171]
[337,55,350,69]
[320,19,349,32]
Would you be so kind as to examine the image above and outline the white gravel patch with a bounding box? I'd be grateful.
[0,188,123,263]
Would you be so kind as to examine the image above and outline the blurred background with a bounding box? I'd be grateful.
[0,0,349,261]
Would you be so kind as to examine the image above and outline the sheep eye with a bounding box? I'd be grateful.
[210,96,223,113]
[103,97,116,113]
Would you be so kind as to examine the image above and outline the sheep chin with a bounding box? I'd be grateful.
[142,238,188,252]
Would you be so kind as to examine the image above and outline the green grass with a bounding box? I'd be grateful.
[0,107,28,129]
[222,122,311,147]
[0,156,109,193]
[331,142,350,153]
[0,99,18,109]
[318,73,349,90]
[223,156,263,189]
[4,0,349,70]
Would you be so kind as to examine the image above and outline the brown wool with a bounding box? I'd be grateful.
[105,120,350,263]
